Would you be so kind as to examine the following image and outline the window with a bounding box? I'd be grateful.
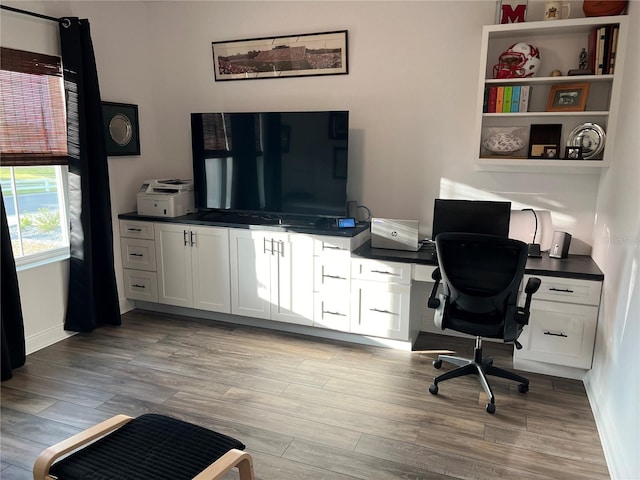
[1,47,69,266]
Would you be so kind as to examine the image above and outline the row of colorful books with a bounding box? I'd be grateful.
[588,25,619,75]
[483,85,530,114]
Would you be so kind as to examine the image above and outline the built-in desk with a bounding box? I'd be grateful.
[352,240,604,380]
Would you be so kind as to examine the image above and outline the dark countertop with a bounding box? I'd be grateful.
[118,211,370,238]
[352,241,604,281]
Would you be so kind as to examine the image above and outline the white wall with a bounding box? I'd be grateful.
[586,3,640,479]
[2,2,636,476]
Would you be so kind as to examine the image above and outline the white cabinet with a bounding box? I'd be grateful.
[350,258,420,342]
[514,275,602,376]
[475,16,628,172]
[313,236,353,332]
[154,223,231,313]
[120,220,158,302]
[229,229,314,325]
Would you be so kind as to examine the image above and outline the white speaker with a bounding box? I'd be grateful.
[549,231,571,258]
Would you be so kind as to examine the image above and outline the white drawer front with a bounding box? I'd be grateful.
[413,264,437,282]
[351,259,412,285]
[516,300,598,369]
[314,236,351,255]
[525,275,601,306]
[123,269,158,302]
[120,220,154,240]
[121,238,157,272]
[351,281,411,340]
[314,257,351,290]
[314,292,350,332]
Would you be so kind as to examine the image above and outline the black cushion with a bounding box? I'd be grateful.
[49,414,245,480]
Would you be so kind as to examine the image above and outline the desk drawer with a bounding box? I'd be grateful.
[123,269,158,302]
[121,238,156,271]
[120,220,154,240]
[351,259,412,285]
[525,275,601,306]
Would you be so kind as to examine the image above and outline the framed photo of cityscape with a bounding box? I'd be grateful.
[212,30,348,81]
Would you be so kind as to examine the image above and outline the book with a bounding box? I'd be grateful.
[496,86,504,113]
[588,27,597,73]
[483,87,489,113]
[609,25,619,74]
[503,86,512,113]
[510,86,521,112]
[603,25,614,74]
[519,85,530,112]
[488,87,497,113]
[596,26,607,75]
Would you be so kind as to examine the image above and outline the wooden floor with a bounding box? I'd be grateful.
[1,309,609,479]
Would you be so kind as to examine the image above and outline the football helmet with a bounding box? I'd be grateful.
[493,42,541,79]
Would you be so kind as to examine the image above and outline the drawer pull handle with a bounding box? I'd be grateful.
[190,231,195,247]
[183,230,188,246]
[127,227,142,232]
[323,310,346,317]
[370,270,397,276]
[131,284,146,289]
[549,287,574,293]
[544,330,568,338]
[370,308,397,315]
[129,253,143,257]
[324,274,346,280]
[323,245,342,250]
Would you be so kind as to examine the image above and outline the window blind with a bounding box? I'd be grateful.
[0,47,68,166]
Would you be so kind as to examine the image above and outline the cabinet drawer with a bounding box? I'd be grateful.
[314,292,350,332]
[525,275,602,306]
[314,257,350,290]
[314,236,352,255]
[120,220,154,240]
[121,238,157,271]
[516,299,598,369]
[123,269,158,302]
[351,281,411,340]
[351,259,412,285]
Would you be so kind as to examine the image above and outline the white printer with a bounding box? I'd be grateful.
[136,179,195,218]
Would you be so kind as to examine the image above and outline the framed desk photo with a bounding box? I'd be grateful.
[546,83,590,112]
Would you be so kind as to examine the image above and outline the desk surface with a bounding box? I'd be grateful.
[352,241,604,281]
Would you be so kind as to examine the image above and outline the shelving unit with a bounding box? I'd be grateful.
[474,16,628,172]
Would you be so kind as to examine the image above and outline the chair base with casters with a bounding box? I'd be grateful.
[33,413,255,480]
[428,336,529,414]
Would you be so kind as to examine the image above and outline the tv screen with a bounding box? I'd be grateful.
[191,111,349,218]
[431,199,512,239]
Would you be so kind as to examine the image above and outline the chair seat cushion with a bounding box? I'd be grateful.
[443,304,504,338]
[49,414,245,480]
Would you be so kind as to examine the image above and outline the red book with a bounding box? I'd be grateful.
[488,87,497,113]
[588,27,597,72]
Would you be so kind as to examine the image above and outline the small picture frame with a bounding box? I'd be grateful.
[543,146,558,158]
[528,124,562,158]
[102,102,140,156]
[546,83,590,112]
[565,145,583,160]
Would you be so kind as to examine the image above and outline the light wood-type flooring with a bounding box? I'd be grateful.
[1,309,609,479]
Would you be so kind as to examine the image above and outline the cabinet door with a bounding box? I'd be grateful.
[271,233,314,325]
[229,229,272,319]
[351,280,411,340]
[155,223,193,308]
[191,226,231,313]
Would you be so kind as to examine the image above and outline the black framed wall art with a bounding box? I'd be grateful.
[102,102,140,156]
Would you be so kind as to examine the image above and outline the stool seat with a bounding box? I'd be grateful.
[34,414,254,480]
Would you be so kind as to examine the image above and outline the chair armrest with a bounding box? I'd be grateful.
[525,277,541,295]
[33,414,134,480]
[515,277,542,326]
[427,268,441,309]
[192,449,254,480]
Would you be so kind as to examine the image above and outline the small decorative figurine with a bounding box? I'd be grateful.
[579,48,588,70]
[568,47,593,75]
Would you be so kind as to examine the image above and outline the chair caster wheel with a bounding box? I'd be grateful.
[429,384,439,395]
[486,403,496,414]
[518,383,529,394]
[433,360,442,369]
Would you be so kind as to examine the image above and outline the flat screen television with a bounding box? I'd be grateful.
[191,111,349,219]
[431,199,512,239]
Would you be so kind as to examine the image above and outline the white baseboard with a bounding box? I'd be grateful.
[26,324,75,355]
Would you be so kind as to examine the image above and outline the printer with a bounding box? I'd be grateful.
[136,179,195,218]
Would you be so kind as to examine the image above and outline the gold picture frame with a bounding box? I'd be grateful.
[546,83,590,112]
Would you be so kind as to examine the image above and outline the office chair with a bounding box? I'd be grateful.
[33,414,255,480]
[427,233,541,414]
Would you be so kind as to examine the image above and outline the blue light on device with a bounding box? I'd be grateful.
[337,217,356,228]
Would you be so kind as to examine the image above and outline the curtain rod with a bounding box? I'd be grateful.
[0,4,71,27]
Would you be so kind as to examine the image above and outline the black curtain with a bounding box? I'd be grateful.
[1,193,26,381]
[59,18,120,332]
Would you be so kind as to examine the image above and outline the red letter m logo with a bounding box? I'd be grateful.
[501,4,527,23]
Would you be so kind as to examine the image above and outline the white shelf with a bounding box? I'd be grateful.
[483,111,609,118]
[485,75,613,85]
